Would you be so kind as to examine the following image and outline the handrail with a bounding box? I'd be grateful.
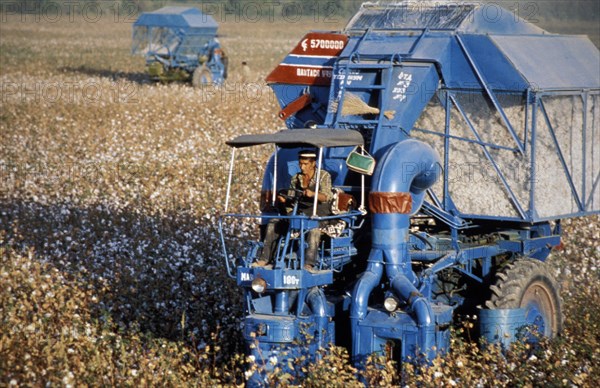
[220,209,364,222]
[218,210,364,274]
[224,148,235,212]
[218,217,235,279]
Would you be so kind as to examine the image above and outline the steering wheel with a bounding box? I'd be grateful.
[277,188,304,202]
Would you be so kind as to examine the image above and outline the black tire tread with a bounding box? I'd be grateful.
[484,258,564,336]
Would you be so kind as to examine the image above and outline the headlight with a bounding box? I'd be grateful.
[251,277,267,293]
[384,296,399,312]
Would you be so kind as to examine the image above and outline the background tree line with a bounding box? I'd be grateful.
[1,0,598,22]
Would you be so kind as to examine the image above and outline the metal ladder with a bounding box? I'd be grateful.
[325,28,431,131]
[324,30,398,151]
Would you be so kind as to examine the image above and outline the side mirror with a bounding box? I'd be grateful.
[346,146,375,176]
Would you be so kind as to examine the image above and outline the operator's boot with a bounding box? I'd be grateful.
[304,228,321,273]
[253,220,282,268]
[254,238,273,268]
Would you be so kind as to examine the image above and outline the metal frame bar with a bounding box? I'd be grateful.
[586,94,600,208]
[404,28,428,58]
[524,88,531,153]
[272,145,278,205]
[412,127,521,153]
[588,93,599,210]
[588,171,600,210]
[592,93,597,210]
[218,217,235,279]
[443,91,451,210]
[450,94,528,219]
[530,95,538,219]
[582,92,588,207]
[539,98,584,211]
[456,34,525,154]
[360,146,366,212]
[426,189,443,209]
[313,147,324,217]
[224,148,236,212]
[346,27,457,33]
[420,245,504,283]
[421,200,470,229]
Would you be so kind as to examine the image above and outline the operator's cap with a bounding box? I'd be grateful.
[298,149,317,159]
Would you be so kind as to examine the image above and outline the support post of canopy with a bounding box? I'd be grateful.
[313,147,324,217]
[224,148,236,212]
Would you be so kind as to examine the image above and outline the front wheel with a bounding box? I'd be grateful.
[485,258,563,338]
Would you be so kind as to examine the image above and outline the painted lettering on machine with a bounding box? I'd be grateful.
[289,33,348,56]
[266,32,348,86]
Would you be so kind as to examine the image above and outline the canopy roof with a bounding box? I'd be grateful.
[133,7,218,30]
[490,35,600,90]
[227,129,364,148]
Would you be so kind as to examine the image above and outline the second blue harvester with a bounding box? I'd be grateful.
[132,7,227,85]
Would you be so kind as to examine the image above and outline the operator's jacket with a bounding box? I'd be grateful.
[287,169,333,216]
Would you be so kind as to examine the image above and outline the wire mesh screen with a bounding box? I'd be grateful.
[345,3,474,31]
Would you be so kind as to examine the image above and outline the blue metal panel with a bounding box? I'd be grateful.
[491,35,600,91]
[337,36,360,59]
[386,64,440,132]
[134,7,218,32]
[371,64,440,157]
[350,35,417,58]
[458,34,529,91]
[458,5,545,35]
[410,34,452,65]
[244,315,298,343]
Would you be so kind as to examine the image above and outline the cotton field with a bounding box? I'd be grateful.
[1,10,599,387]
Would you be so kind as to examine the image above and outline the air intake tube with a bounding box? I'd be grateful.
[350,139,442,356]
[307,287,329,347]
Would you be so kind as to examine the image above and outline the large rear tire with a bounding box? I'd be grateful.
[192,65,212,87]
[485,258,563,338]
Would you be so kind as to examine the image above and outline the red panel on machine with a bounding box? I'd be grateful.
[266,65,334,86]
[266,32,348,86]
